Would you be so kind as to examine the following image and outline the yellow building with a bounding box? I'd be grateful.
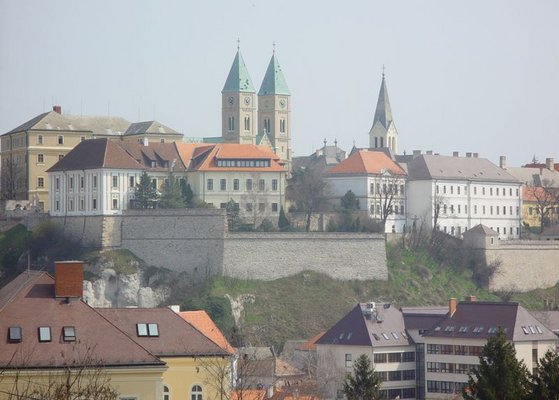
[0,265,167,399]
[0,106,183,211]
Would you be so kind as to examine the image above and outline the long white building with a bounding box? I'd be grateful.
[405,153,522,239]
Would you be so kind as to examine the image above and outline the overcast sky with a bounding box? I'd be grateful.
[1,0,558,166]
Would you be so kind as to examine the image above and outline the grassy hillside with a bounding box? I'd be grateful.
[183,243,559,348]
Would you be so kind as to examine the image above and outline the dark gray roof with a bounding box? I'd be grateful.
[372,76,393,130]
[407,154,521,183]
[463,224,499,237]
[423,301,557,342]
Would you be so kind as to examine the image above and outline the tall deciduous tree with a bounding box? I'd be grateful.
[531,349,559,400]
[134,171,159,209]
[342,354,382,400]
[525,180,559,233]
[287,166,328,232]
[464,329,531,400]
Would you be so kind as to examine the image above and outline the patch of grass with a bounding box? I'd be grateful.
[84,249,141,275]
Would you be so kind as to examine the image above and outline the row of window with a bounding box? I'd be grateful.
[369,183,405,196]
[215,160,271,168]
[36,153,65,164]
[219,202,279,213]
[442,204,519,216]
[7,326,76,343]
[529,206,559,215]
[226,116,287,133]
[54,197,120,212]
[427,362,477,374]
[207,178,278,192]
[426,344,483,356]
[439,225,519,237]
[436,184,519,197]
[427,380,468,394]
[374,369,416,381]
[373,351,415,363]
[370,203,405,216]
[377,387,415,399]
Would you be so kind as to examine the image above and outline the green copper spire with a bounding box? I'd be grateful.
[222,49,255,93]
[258,53,290,96]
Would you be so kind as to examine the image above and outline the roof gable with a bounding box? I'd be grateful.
[328,150,406,176]
[316,304,372,346]
[178,310,234,354]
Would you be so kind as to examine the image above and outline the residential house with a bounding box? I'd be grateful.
[178,143,286,224]
[98,307,231,400]
[315,303,417,400]
[406,153,522,239]
[47,138,186,216]
[0,262,166,399]
[0,105,183,210]
[327,150,407,233]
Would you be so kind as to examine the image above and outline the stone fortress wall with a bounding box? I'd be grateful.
[45,210,389,282]
[484,240,559,292]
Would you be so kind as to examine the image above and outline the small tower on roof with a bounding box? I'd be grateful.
[257,45,292,170]
[222,42,257,144]
[368,68,399,154]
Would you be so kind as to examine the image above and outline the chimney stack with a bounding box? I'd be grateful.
[449,298,457,317]
[426,150,433,155]
[546,158,554,170]
[52,105,62,114]
[54,261,83,299]
[499,156,507,169]
[473,153,479,158]
[413,150,421,157]
[465,295,477,302]
[453,152,459,157]
[466,152,472,158]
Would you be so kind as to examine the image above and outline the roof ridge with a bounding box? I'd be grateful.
[173,309,232,355]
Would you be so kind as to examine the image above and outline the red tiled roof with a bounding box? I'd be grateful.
[297,331,325,351]
[0,272,163,368]
[98,308,230,357]
[327,150,406,176]
[522,162,559,172]
[189,143,285,172]
[178,310,234,354]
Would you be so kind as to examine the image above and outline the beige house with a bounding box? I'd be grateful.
[0,105,183,210]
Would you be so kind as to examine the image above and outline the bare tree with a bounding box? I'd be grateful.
[0,344,119,400]
[432,193,448,234]
[525,180,559,233]
[287,166,329,232]
[1,156,27,200]
[315,349,346,399]
[370,173,405,232]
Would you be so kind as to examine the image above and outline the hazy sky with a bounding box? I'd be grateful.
[1,0,558,166]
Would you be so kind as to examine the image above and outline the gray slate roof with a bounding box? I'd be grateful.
[372,76,393,130]
[506,166,559,187]
[407,154,521,183]
[124,121,180,136]
[463,224,499,237]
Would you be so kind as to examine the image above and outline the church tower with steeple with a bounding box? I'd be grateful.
[222,46,257,144]
[257,50,291,168]
[368,72,398,154]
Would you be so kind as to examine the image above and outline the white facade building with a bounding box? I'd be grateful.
[327,150,407,233]
[406,154,522,239]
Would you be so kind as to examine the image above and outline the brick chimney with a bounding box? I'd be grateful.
[465,295,477,302]
[449,298,457,317]
[546,158,554,170]
[54,261,83,299]
[52,105,62,114]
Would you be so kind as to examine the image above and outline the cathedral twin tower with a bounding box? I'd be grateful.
[221,48,291,166]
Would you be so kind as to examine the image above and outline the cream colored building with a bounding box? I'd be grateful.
[0,106,183,211]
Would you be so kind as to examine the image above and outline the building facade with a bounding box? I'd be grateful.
[327,150,407,233]
[406,153,522,239]
[0,106,183,211]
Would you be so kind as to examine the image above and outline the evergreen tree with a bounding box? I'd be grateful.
[225,199,241,231]
[341,190,360,211]
[278,206,290,231]
[134,171,159,209]
[531,350,559,400]
[464,328,531,400]
[160,174,184,209]
[180,179,194,207]
[342,354,382,400]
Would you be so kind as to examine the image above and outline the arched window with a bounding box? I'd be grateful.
[191,385,203,400]
[163,385,170,400]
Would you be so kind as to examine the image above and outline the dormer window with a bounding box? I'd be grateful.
[8,326,22,343]
[151,161,157,168]
[136,323,159,337]
[38,326,51,342]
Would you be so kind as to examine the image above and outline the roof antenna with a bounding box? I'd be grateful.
[273,41,276,54]
[382,64,386,79]
[237,37,240,51]
[323,138,327,147]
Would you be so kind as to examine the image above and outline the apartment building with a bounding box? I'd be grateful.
[406,153,522,239]
[315,298,558,400]
[327,150,407,233]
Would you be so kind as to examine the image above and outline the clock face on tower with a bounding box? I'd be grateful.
[228,96,234,105]
[279,98,286,108]
[244,96,251,106]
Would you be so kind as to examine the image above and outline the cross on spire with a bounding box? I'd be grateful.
[237,38,240,50]
[273,41,276,54]
[382,64,386,78]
